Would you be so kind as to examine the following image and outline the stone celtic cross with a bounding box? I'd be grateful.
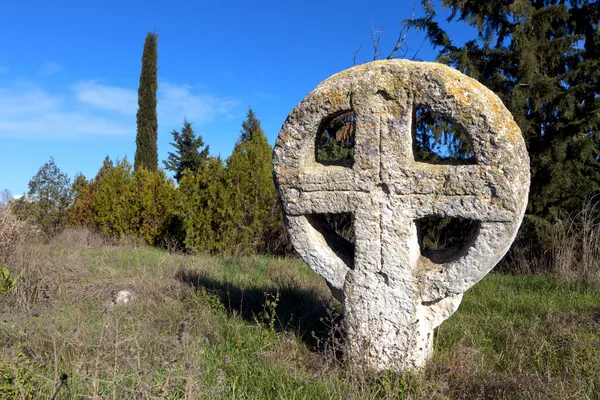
[273,60,530,372]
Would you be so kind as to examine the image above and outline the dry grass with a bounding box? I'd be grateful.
[0,228,599,398]
[0,208,27,267]
[551,192,600,285]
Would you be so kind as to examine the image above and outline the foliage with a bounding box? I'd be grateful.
[225,108,284,254]
[0,265,24,295]
[129,167,177,245]
[134,32,159,172]
[68,156,115,231]
[258,290,280,333]
[164,118,210,183]
[172,109,289,255]
[413,106,474,162]
[91,158,177,244]
[93,158,134,239]
[0,344,38,399]
[70,172,89,200]
[12,157,72,238]
[177,157,230,253]
[239,107,261,143]
[68,174,94,228]
[408,0,600,249]
[315,111,355,165]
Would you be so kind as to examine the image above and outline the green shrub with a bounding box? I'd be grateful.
[129,167,177,245]
[0,345,38,399]
[0,265,23,295]
[177,158,229,253]
[12,157,71,239]
[93,158,134,239]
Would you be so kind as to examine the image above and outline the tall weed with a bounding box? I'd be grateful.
[0,208,26,267]
[551,191,600,285]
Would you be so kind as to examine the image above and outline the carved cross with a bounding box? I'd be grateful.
[273,60,530,371]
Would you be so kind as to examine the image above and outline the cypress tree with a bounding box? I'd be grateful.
[134,32,159,172]
[163,118,210,183]
[408,0,600,246]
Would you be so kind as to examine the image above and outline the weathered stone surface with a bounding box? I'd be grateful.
[115,290,135,305]
[273,60,530,372]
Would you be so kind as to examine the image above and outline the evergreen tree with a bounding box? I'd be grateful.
[239,108,261,143]
[98,155,115,178]
[93,158,134,239]
[134,32,159,172]
[163,118,210,183]
[225,109,284,254]
[408,0,600,245]
[70,173,89,200]
[16,157,72,238]
[130,167,177,244]
[68,156,114,230]
[177,157,229,253]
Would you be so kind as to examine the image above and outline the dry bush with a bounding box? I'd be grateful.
[551,192,600,285]
[50,227,107,249]
[2,227,103,310]
[116,234,146,250]
[8,241,87,310]
[0,208,27,267]
[500,238,550,275]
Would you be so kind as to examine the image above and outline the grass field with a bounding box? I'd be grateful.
[1,238,599,399]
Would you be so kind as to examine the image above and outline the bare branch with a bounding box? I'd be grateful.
[351,44,363,66]
[371,21,385,60]
[0,189,12,209]
[386,5,416,59]
[410,38,427,61]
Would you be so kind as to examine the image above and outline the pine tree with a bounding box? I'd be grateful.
[408,0,600,245]
[163,118,210,183]
[134,32,159,172]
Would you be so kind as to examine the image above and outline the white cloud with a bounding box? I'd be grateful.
[158,82,239,127]
[40,61,63,76]
[0,85,132,140]
[0,80,239,140]
[74,81,137,114]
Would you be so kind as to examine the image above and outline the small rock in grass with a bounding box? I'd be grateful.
[115,290,135,305]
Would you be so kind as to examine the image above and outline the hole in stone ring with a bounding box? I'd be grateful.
[412,105,475,164]
[306,213,355,269]
[416,216,479,263]
[315,110,355,167]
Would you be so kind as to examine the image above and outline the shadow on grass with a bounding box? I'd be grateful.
[174,269,343,348]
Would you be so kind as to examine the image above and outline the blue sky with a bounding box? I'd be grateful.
[0,0,476,196]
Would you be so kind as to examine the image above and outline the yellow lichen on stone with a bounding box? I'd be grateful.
[445,79,471,108]
[319,87,350,110]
